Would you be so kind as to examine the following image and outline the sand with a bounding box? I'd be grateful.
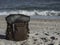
[0,15,60,45]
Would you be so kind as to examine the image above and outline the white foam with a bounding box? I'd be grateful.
[0,10,60,16]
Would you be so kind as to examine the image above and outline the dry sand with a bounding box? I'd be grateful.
[0,15,60,45]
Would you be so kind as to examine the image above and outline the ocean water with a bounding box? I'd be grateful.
[0,0,60,16]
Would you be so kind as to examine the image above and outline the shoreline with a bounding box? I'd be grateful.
[0,15,60,20]
[30,15,60,20]
[1,15,60,21]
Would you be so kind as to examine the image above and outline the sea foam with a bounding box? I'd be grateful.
[0,10,60,16]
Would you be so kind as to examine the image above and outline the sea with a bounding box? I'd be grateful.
[0,0,60,19]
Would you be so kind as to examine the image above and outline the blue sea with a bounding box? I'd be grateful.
[0,0,60,17]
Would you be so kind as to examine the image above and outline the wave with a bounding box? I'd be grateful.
[0,10,60,16]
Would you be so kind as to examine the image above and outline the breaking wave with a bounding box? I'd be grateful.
[0,10,60,16]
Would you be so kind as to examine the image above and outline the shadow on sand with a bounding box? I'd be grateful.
[0,35,6,39]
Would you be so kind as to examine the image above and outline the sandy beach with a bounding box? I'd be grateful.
[0,15,60,45]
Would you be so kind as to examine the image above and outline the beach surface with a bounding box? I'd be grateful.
[0,15,60,45]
